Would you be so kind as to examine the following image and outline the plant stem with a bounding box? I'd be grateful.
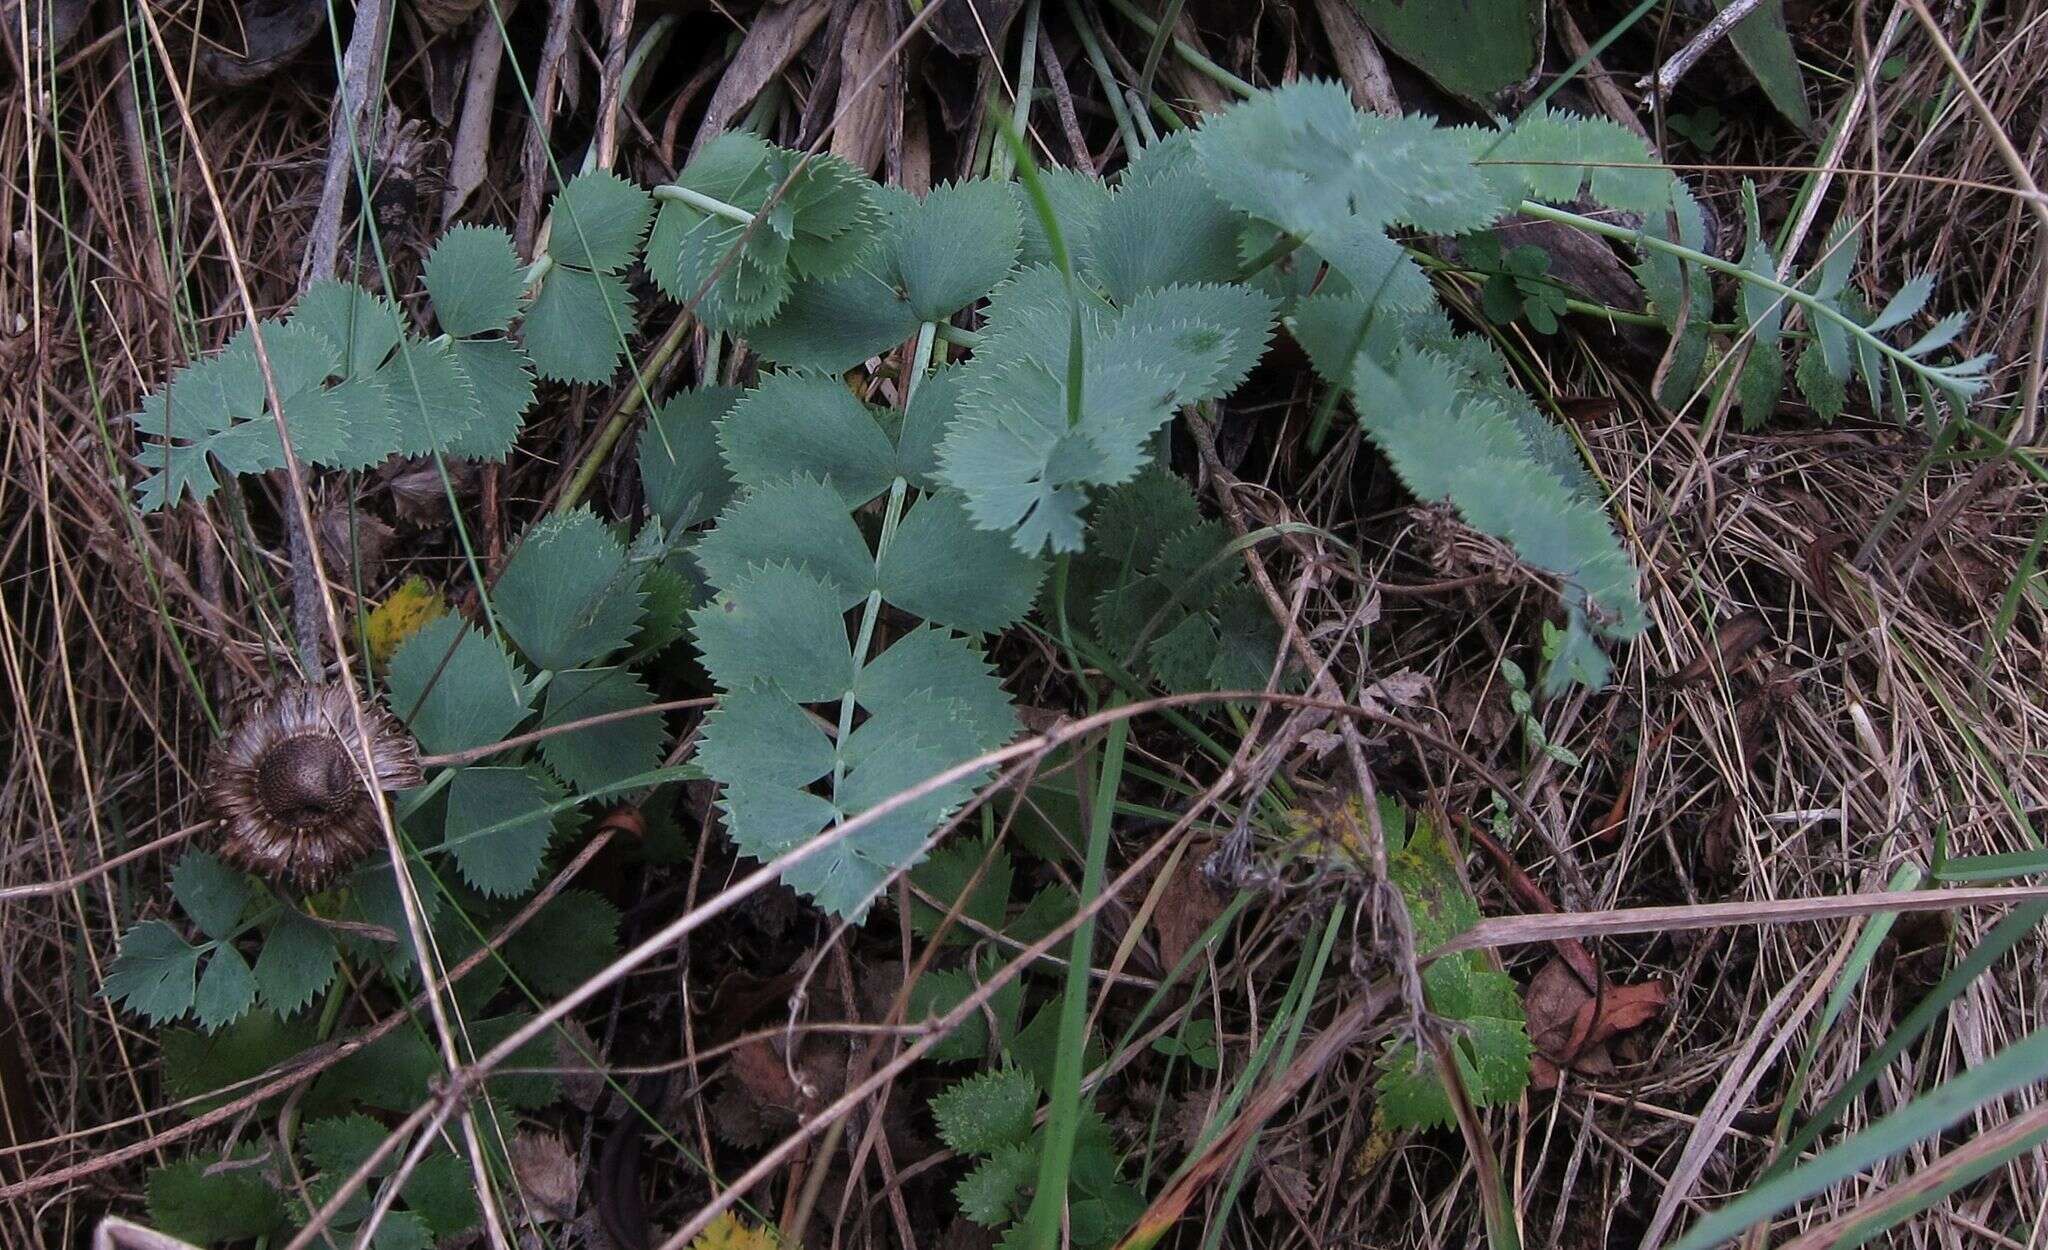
[1061,0,1144,158]
[1518,199,1977,402]
[1021,717,1128,1249]
[1097,0,1254,100]
[829,477,909,800]
[555,311,695,513]
[651,182,755,226]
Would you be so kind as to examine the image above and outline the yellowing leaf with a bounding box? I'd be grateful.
[365,576,449,665]
[688,1212,779,1250]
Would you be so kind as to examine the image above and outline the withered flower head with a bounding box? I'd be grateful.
[208,683,422,891]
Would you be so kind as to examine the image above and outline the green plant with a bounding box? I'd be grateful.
[1466,232,1570,335]
[110,76,1990,1245]
[932,1065,1143,1248]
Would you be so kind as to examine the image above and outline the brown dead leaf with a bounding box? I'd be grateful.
[728,1038,803,1117]
[691,0,831,159]
[1669,611,1771,687]
[1149,852,1226,972]
[1525,958,1667,1089]
[1359,669,1432,717]
[508,1130,579,1222]
[828,0,896,176]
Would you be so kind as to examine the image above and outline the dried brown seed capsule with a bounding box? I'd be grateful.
[207,683,422,891]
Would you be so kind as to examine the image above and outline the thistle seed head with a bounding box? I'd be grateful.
[207,683,422,891]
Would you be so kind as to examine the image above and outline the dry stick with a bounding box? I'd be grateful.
[417,697,710,768]
[0,821,211,903]
[1436,884,2048,957]
[0,828,617,1190]
[1637,0,1771,100]
[300,0,391,283]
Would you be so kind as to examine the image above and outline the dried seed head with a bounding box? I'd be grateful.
[207,683,422,891]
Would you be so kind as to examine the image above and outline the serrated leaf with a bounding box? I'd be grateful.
[908,951,1025,1063]
[104,921,201,1023]
[375,335,484,456]
[696,474,877,609]
[442,766,561,896]
[1797,341,1847,421]
[1484,108,1674,215]
[892,181,1024,319]
[938,358,1181,555]
[536,666,669,792]
[403,1148,482,1236]
[896,364,964,490]
[854,627,1018,752]
[1118,283,1278,403]
[442,336,535,459]
[549,170,654,271]
[146,1149,290,1245]
[691,561,853,703]
[1093,132,1247,302]
[639,387,742,528]
[694,685,836,791]
[294,280,402,377]
[253,910,339,1015]
[424,224,528,336]
[496,509,645,671]
[523,265,635,383]
[1192,82,1509,243]
[304,1113,387,1175]
[718,372,901,505]
[746,262,923,372]
[908,836,1015,940]
[1015,168,1110,272]
[932,1065,1039,1154]
[1374,812,1530,1129]
[957,1142,1038,1227]
[193,945,258,1030]
[385,615,534,756]
[505,889,620,997]
[1348,348,1641,688]
[1869,272,1936,334]
[163,1010,318,1113]
[171,850,254,940]
[876,490,1044,634]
